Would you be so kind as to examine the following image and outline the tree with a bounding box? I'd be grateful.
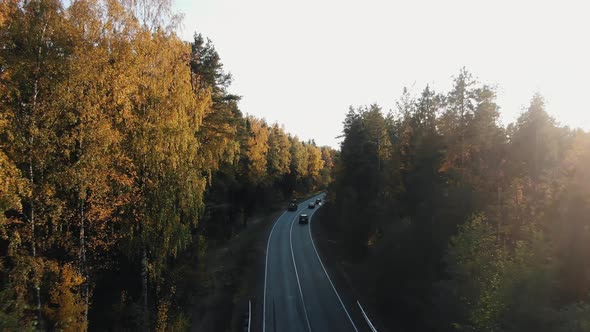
[306,144,324,179]
[0,107,30,329]
[290,136,309,179]
[122,30,210,328]
[267,123,291,179]
[49,1,135,322]
[438,68,477,177]
[553,131,590,303]
[244,117,269,183]
[508,94,562,180]
[0,1,334,330]
[190,32,241,174]
[320,146,335,169]
[0,0,74,327]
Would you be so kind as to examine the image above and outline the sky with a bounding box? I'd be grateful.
[173,0,590,148]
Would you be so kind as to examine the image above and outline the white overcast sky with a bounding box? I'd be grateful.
[173,0,589,148]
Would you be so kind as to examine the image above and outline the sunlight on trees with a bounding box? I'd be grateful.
[327,72,590,332]
[0,0,335,330]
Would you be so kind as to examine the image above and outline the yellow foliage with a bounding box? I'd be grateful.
[44,263,87,332]
[306,144,324,178]
[246,117,270,182]
[156,298,170,332]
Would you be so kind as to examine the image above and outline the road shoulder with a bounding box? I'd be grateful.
[311,206,383,332]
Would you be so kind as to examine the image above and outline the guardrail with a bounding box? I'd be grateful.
[357,300,377,332]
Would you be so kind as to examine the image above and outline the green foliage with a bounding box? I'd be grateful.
[445,214,507,330]
[327,70,590,332]
[0,270,33,331]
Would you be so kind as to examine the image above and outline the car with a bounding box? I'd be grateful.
[308,202,315,209]
[288,203,298,211]
[315,198,322,205]
[299,214,309,224]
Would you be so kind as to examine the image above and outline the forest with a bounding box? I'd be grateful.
[0,0,334,330]
[324,69,590,331]
[3,1,590,332]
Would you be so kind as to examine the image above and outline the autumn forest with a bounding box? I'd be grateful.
[2,0,590,332]
[1,0,333,330]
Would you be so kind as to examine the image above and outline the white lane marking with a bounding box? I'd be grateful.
[289,198,318,332]
[263,195,319,332]
[357,301,377,332]
[263,209,288,332]
[308,197,359,332]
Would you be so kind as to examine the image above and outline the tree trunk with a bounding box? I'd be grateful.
[141,247,149,329]
[29,156,44,330]
[79,195,89,327]
[31,19,46,329]
[29,157,35,257]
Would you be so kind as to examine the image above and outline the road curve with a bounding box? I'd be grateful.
[263,194,359,332]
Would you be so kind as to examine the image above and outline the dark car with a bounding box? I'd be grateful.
[288,203,298,211]
[299,214,309,224]
[308,202,315,209]
[315,198,322,205]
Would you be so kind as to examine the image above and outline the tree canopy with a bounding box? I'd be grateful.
[0,0,335,330]
[325,70,590,332]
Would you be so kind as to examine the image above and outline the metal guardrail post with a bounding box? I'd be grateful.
[248,300,251,332]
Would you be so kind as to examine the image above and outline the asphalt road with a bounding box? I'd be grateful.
[263,194,359,332]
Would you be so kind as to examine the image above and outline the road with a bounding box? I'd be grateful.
[263,194,359,332]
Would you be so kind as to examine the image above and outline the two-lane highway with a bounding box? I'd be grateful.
[263,194,358,332]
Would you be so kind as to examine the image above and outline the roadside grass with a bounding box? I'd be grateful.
[188,208,283,332]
